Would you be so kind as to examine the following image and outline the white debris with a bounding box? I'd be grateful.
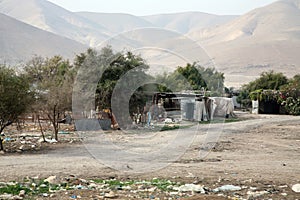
[213,184,241,192]
[174,184,205,193]
[247,190,269,198]
[45,138,57,143]
[292,183,300,193]
[19,190,25,197]
[44,176,57,184]
[104,191,117,198]
[0,194,13,200]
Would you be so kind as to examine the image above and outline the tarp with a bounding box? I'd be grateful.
[209,97,235,119]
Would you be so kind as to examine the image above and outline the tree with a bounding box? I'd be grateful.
[247,71,288,91]
[156,63,224,94]
[238,71,288,108]
[278,74,300,115]
[76,47,151,112]
[0,66,33,150]
[25,56,75,141]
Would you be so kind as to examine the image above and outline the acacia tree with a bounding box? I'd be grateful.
[25,56,75,141]
[0,66,33,150]
[75,47,150,110]
[156,63,224,94]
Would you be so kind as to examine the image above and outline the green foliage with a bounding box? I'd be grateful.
[246,71,288,91]
[238,71,300,115]
[238,71,288,108]
[0,183,31,195]
[249,89,280,101]
[77,47,151,115]
[25,56,75,140]
[160,125,180,131]
[278,75,300,115]
[0,66,33,150]
[156,63,224,94]
[150,178,178,191]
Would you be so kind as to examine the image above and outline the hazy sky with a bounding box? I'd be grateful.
[47,0,279,16]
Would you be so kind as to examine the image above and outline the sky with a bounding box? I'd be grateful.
[47,0,279,16]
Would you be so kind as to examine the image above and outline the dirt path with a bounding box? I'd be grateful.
[1,112,300,199]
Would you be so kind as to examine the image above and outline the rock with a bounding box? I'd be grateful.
[19,190,25,197]
[213,185,241,192]
[0,194,13,200]
[104,191,117,198]
[44,175,57,184]
[42,193,49,197]
[292,183,300,193]
[45,138,57,143]
[0,150,5,154]
[147,187,157,192]
[174,184,205,193]
[122,186,131,190]
[247,190,269,198]
[281,193,287,196]
[88,183,98,189]
[11,196,23,200]
[169,192,179,195]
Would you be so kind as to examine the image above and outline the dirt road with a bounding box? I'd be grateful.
[1,112,300,199]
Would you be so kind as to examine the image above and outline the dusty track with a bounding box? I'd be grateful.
[1,112,300,199]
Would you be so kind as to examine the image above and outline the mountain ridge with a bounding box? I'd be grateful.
[0,12,87,65]
[0,0,299,86]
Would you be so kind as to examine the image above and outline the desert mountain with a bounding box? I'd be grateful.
[188,0,300,86]
[143,12,237,34]
[0,0,109,47]
[77,12,155,34]
[0,0,299,86]
[0,13,86,65]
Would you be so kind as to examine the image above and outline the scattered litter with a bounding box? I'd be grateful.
[174,184,205,193]
[105,191,117,198]
[44,175,57,184]
[213,184,241,192]
[58,131,70,134]
[292,183,300,193]
[45,138,57,143]
[247,190,269,198]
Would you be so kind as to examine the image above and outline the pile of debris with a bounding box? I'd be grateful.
[0,129,81,154]
[0,175,299,199]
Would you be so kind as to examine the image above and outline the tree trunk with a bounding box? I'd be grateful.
[37,115,46,142]
[0,126,6,151]
[0,137,3,151]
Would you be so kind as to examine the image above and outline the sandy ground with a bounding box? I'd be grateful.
[0,112,300,199]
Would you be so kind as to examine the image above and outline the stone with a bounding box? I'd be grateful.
[19,190,26,197]
[104,191,117,198]
[88,183,97,189]
[247,190,269,198]
[213,185,241,192]
[122,186,131,190]
[174,184,205,193]
[11,196,23,200]
[292,183,300,193]
[0,194,13,200]
[44,175,57,184]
